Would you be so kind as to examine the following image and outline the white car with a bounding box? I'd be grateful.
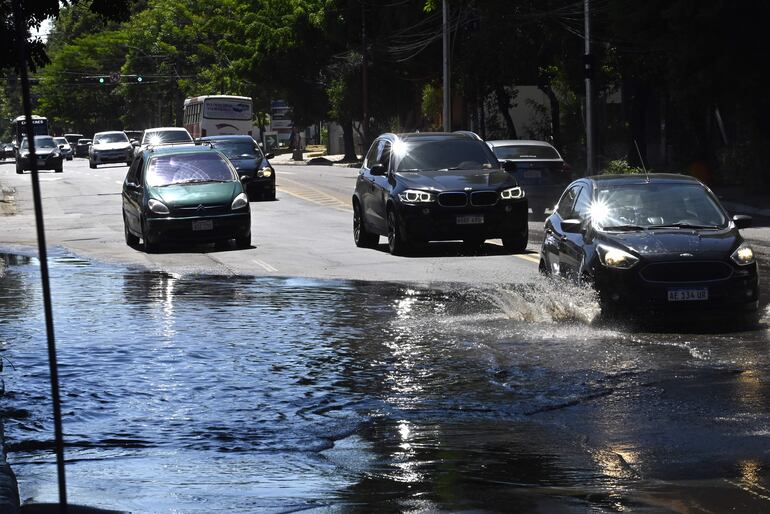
[53,137,74,160]
[131,127,194,163]
[89,131,133,168]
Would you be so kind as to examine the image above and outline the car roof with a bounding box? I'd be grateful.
[376,131,483,143]
[585,173,702,186]
[94,130,128,136]
[200,135,254,141]
[142,144,219,157]
[486,139,556,147]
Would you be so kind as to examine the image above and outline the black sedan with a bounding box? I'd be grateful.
[352,131,529,255]
[15,136,64,174]
[540,173,759,316]
[200,135,276,200]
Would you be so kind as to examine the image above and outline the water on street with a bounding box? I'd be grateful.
[2,250,770,512]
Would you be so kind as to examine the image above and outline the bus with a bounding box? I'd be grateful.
[183,95,253,138]
[11,115,49,149]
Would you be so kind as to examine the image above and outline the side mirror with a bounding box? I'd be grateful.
[733,214,752,229]
[370,163,387,176]
[264,152,274,160]
[502,160,517,172]
[59,144,65,149]
[561,218,583,233]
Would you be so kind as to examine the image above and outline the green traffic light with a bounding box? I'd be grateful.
[99,77,105,84]
[137,76,143,82]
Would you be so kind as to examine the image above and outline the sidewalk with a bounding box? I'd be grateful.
[269,150,361,168]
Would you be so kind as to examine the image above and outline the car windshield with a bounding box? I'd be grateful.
[53,138,68,145]
[492,144,560,160]
[394,139,497,172]
[143,130,192,145]
[592,182,729,230]
[78,139,90,144]
[209,141,261,159]
[146,152,235,187]
[94,133,128,144]
[20,136,56,150]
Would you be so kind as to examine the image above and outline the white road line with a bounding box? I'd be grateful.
[115,181,123,185]
[253,259,278,272]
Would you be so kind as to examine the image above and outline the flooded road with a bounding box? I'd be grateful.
[2,250,770,512]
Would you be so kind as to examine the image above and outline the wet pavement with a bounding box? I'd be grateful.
[2,250,770,512]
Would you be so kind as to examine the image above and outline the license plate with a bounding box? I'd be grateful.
[457,215,484,225]
[667,288,708,302]
[37,160,46,166]
[192,219,213,231]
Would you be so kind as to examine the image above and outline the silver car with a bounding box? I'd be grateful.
[89,131,133,168]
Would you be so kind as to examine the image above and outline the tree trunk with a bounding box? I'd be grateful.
[538,83,560,148]
[495,85,517,139]
[342,119,358,162]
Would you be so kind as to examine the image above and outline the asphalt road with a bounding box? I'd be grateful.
[0,158,543,284]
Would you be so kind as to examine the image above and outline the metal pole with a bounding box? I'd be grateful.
[12,0,68,511]
[361,1,369,145]
[442,0,451,132]
[584,0,594,176]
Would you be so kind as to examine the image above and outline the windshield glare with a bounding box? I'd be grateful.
[143,131,192,145]
[593,183,728,229]
[211,141,260,159]
[21,136,56,150]
[146,152,235,187]
[394,139,497,172]
[94,133,129,144]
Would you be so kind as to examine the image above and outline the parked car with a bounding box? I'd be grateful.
[89,130,133,168]
[540,173,759,317]
[352,131,529,255]
[64,133,84,151]
[122,144,251,252]
[53,137,74,160]
[1,142,15,160]
[15,135,64,174]
[132,127,194,164]
[75,138,92,158]
[200,135,276,200]
[487,139,572,221]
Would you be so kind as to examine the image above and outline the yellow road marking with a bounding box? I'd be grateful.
[516,253,540,264]
[277,177,351,212]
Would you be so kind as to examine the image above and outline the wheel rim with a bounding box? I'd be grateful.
[387,212,396,251]
[353,205,362,243]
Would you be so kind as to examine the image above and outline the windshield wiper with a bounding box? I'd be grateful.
[648,223,720,230]
[601,224,647,231]
[175,179,228,184]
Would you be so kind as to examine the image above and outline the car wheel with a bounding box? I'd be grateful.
[502,225,529,253]
[235,232,251,249]
[89,160,96,169]
[55,164,63,173]
[123,214,139,247]
[387,208,411,256]
[353,201,379,248]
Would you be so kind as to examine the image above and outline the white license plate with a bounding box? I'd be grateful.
[667,288,708,302]
[457,215,484,225]
[192,219,213,231]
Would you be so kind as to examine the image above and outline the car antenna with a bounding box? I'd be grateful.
[633,139,650,183]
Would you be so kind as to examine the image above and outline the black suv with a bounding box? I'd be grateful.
[352,131,529,255]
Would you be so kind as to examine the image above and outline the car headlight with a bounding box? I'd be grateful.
[231,192,249,210]
[257,167,273,178]
[397,189,435,203]
[500,186,525,199]
[731,244,755,266]
[148,198,170,215]
[597,244,639,269]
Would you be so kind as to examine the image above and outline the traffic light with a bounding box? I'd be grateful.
[98,77,105,84]
[136,76,143,82]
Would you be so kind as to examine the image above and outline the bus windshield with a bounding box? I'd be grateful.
[203,98,252,120]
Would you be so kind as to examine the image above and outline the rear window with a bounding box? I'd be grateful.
[492,145,560,160]
[146,152,236,187]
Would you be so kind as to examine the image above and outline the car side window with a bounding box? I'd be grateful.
[364,140,380,168]
[380,142,392,172]
[571,186,591,220]
[556,185,580,219]
[127,157,144,185]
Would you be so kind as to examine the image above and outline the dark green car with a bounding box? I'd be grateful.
[122,144,251,252]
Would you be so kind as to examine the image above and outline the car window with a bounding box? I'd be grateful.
[556,185,580,219]
[492,145,560,160]
[380,142,392,171]
[394,139,496,171]
[364,139,380,168]
[209,141,261,159]
[126,155,143,184]
[94,133,129,144]
[571,186,591,220]
[146,152,235,187]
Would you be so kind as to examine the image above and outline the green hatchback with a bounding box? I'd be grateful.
[122,144,251,252]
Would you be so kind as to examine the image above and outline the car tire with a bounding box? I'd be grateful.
[353,201,379,248]
[235,232,251,249]
[15,166,22,174]
[462,238,485,251]
[387,208,411,256]
[55,164,63,173]
[89,160,96,169]
[502,225,529,253]
[124,214,139,247]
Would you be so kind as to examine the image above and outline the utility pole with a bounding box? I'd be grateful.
[584,0,594,175]
[362,0,368,145]
[442,0,451,132]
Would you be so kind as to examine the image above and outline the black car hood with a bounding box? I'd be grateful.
[395,168,514,191]
[229,157,269,172]
[602,228,739,259]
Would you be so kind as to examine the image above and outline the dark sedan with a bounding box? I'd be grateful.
[122,144,251,252]
[200,135,276,200]
[540,173,759,317]
[75,138,91,158]
[15,136,64,174]
[353,131,529,255]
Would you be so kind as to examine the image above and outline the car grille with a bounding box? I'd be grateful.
[640,261,733,283]
[172,204,229,216]
[437,192,467,207]
[470,191,498,206]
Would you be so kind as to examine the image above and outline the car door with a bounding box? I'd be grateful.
[558,184,592,279]
[543,184,581,276]
[368,140,393,234]
[123,155,145,234]
[357,139,382,231]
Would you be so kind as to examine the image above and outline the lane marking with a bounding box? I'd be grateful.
[515,254,540,264]
[252,259,278,272]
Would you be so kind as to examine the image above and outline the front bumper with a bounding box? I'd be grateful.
[145,212,251,244]
[17,153,63,170]
[394,198,528,242]
[242,175,276,194]
[92,149,132,164]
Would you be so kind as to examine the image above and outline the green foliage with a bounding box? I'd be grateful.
[601,159,646,175]
[420,82,441,130]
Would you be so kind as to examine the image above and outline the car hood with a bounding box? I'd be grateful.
[93,142,131,151]
[229,157,266,172]
[149,183,240,206]
[395,168,515,191]
[601,228,739,259]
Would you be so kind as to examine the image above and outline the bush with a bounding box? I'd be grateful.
[601,159,646,175]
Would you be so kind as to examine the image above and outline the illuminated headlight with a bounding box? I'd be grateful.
[398,189,435,203]
[231,192,249,210]
[147,198,170,215]
[500,186,525,199]
[597,244,639,269]
[731,244,755,265]
[257,167,273,178]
